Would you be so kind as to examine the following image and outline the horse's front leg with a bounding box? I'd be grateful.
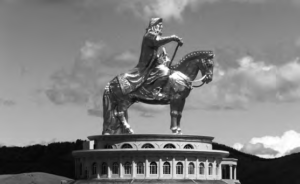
[170,110,182,134]
[176,98,186,135]
[170,98,186,134]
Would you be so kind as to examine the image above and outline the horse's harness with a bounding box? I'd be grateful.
[191,54,214,88]
[167,43,214,89]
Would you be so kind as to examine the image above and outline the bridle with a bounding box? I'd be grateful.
[168,43,214,88]
[191,56,214,88]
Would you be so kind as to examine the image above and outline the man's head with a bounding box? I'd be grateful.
[147,18,163,35]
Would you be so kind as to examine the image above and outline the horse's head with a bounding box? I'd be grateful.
[198,51,214,84]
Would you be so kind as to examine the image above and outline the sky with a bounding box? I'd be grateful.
[1,0,300,158]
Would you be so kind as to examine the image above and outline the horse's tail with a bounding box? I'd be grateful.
[102,80,126,135]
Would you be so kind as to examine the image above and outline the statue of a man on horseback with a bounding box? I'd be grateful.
[102,17,214,135]
[117,17,183,100]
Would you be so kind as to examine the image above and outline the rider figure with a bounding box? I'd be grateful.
[117,17,183,99]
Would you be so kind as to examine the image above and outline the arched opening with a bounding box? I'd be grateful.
[199,163,205,175]
[163,162,171,174]
[121,144,133,149]
[124,162,132,174]
[92,162,97,175]
[150,162,157,174]
[142,143,155,148]
[137,162,144,174]
[184,144,194,149]
[112,162,119,174]
[176,162,183,174]
[79,163,83,176]
[208,163,213,175]
[164,144,176,149]
[188,162,195,174]
[101,162,108,175]
[84,167,88,179]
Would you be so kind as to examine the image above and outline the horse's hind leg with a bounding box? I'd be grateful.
[115,100,134,134]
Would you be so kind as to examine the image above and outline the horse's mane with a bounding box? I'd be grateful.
[170,50,213,69]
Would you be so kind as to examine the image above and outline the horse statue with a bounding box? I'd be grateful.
[102,50,214,135]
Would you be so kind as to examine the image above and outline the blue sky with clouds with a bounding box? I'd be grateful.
[1,0,300,158]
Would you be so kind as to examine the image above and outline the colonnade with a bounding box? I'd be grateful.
[75,156,227,180]
[221,164,237,180]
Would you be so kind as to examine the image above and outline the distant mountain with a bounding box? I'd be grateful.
[213,142,300,184]
[1,140,300,184]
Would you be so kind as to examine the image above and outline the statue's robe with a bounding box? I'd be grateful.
[117,32,176,95]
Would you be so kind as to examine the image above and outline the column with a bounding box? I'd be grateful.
[184,157,188,179]
[229,165,233,180]
[119,157,123,178]
[159,158,163,179]
[196,158,199,179]
[108,160,112,179]
[205,158,208,179]
[145,156,149,178]
[172,157,176,179]
[213,161,216,179]
[234,165,237,180]
[218,163,222,180]
[132,158,136,178]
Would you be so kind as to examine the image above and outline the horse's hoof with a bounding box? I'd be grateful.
[125,127,134,134]
[129,129,134,134]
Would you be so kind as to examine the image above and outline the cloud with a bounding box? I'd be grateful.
[286,146,300,155]
[241,142,279,158]
[234,130,300,158]
[46,41,114,107]
[117,0,217,22]
[0,98,16,107]
[188,55,300,110]
[27,138,57,146]
[114,50,138,63]
[131,103,167,117]
[116,0,278,21]
[233,142,244,150]
[46,41,167,117]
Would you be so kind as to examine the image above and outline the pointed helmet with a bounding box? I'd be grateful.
[148,18,163,28]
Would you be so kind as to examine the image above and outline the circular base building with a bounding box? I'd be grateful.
[72,134,240,184]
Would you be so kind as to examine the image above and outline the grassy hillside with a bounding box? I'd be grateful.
[213,142,300,184]
[0,140,83,179]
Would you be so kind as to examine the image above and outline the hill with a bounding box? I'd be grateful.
[213,142,300,184]
[0,140,83,179]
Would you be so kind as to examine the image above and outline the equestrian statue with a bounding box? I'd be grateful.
[102,18,214,135]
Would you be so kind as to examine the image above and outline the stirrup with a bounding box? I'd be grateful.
[153,87,165,100]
